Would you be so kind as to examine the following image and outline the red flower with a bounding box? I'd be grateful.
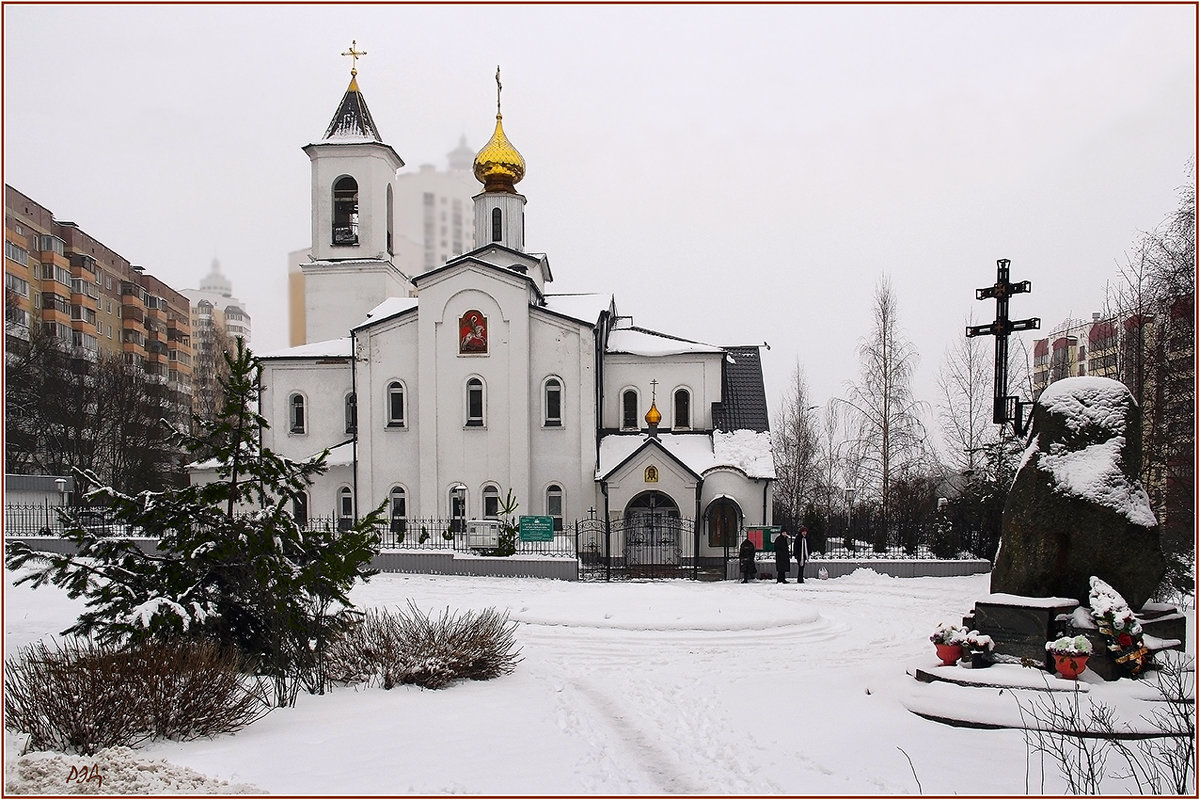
[1117,633,1133,647]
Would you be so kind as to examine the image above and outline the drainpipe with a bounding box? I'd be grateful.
[601,479,611,583]
[762,478,770,525]
[693,478,703,579]
[350,329,359,521]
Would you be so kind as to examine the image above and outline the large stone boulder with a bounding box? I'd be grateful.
[991,377,1166,609]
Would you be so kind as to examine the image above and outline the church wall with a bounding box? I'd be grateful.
[259,358,354,464]
[602,353,723,431]
[528,311,596,523]
[700,468,773,546]
[303,262,410,344]
[417,270,532,519]
[353,315,420,514]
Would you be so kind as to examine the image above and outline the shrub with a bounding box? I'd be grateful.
[5,638,269,756]
[326,602,522,690]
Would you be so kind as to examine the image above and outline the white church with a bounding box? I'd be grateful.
[206,56,776,566]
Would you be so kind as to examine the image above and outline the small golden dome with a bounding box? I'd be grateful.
[645,400,662,426]
[474,114,526,193]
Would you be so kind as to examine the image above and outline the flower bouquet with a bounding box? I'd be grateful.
[1089,576,1151,676]
[963,630,995,668]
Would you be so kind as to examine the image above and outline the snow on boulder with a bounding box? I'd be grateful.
[991,377,1165,610]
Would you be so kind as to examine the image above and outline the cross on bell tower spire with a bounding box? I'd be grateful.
[342,39,367,76]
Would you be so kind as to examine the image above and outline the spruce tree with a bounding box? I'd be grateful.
[7,340,385,706]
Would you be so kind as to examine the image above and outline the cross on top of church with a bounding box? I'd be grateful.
[650,378,658,400]
[342,40,367,76]
[495,65,503,115]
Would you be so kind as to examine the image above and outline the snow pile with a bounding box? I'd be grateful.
[1030,377,1157,527]
[713,428,775,478]
[4,742,262,795]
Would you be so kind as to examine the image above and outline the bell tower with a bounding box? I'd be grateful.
[300,42,412,343]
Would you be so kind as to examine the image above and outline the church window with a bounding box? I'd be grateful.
[546,485,564,531]
[389,486,407,534]
[292,492,309,528]
[483,485,501,519]
[673,388,691,430]
[449,485,467,532]
[344,392,357,434]
[466,378,485,427]
[543,377,562,427]
[621,389,639,430]
[386,185,394,255]
[290,393,306,434]
[332,176,359,246]
[491,208,502,242]
[386,381,406,427]
[337,486,354,530]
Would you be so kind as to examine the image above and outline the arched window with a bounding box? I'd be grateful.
[491,207,502,242]
[673,388,691,430]
[466,377,485,427]
[332,176,359,246]
[290,393,306,434]
[386,184,395,255]
[544,377,562,427]
[621,389,639,430]
[449,485,467,532]
[337,486,354,531]
[483,485,501,519]
[292,492,309,528]
[345,392,357,434]
[386,381,406,427]
[389,486,407,534]
[546,484,564,531]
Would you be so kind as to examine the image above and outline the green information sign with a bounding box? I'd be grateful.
[519,515,555,542]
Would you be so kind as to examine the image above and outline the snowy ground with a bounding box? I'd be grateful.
[4,567,1194,795]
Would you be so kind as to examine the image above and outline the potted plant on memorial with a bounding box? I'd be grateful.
[929,622,968,665]
[1046,635,1092,679]
[963,630,995,668]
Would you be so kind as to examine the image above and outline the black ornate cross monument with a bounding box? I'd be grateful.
[966,258,1040,435]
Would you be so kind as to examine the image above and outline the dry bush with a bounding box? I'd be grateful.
[326,602,522,690]
[5,638,270,755]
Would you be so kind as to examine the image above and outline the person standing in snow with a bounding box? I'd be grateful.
[794,525,810,583]
[738,535,757,583]
[773,529,791,583]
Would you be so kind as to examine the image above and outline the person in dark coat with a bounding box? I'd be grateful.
[738,535,757,583]
[794,525,810,583]
[773,530,791,583]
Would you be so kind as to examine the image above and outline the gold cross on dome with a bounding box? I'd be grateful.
[650,378,658,401]
[342,40,367,75]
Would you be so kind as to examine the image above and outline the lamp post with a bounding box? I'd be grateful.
[843,486,857,549]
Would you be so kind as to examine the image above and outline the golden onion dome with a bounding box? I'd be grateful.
[645,400,662,426]
[474,113,526,193]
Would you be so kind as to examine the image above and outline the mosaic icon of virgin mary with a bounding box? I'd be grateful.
[459,311,487,353]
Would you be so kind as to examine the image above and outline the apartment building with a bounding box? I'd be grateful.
[4,185,193,421]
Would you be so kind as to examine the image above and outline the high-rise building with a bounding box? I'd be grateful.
[4,185,193,405]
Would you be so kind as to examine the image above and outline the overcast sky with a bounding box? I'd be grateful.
[4,4,1194,452]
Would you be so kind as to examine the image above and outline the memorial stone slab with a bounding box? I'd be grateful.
[970,594,1078,669]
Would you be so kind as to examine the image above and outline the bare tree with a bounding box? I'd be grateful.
[841,276,929,540]
[772,360,820,533]
[937,312,994,477]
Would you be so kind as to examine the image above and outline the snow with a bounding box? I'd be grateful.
[255,337,352,360]
[1030,376,1158,528]
[353,296,419,329]
[4,567,1193,795]
[541,293,612,325]
[605,325,723,356]
[598,429,774,480]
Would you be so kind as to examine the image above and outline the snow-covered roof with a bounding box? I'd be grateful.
[257,337,352,360]
[598,429,775,480]
[540,293,611,326]
[606,325,723,357]
[353,297,419,330]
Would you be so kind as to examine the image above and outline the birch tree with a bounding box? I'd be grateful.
[772,361,820,534]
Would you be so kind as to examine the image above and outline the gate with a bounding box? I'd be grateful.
[575,516,696,581]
